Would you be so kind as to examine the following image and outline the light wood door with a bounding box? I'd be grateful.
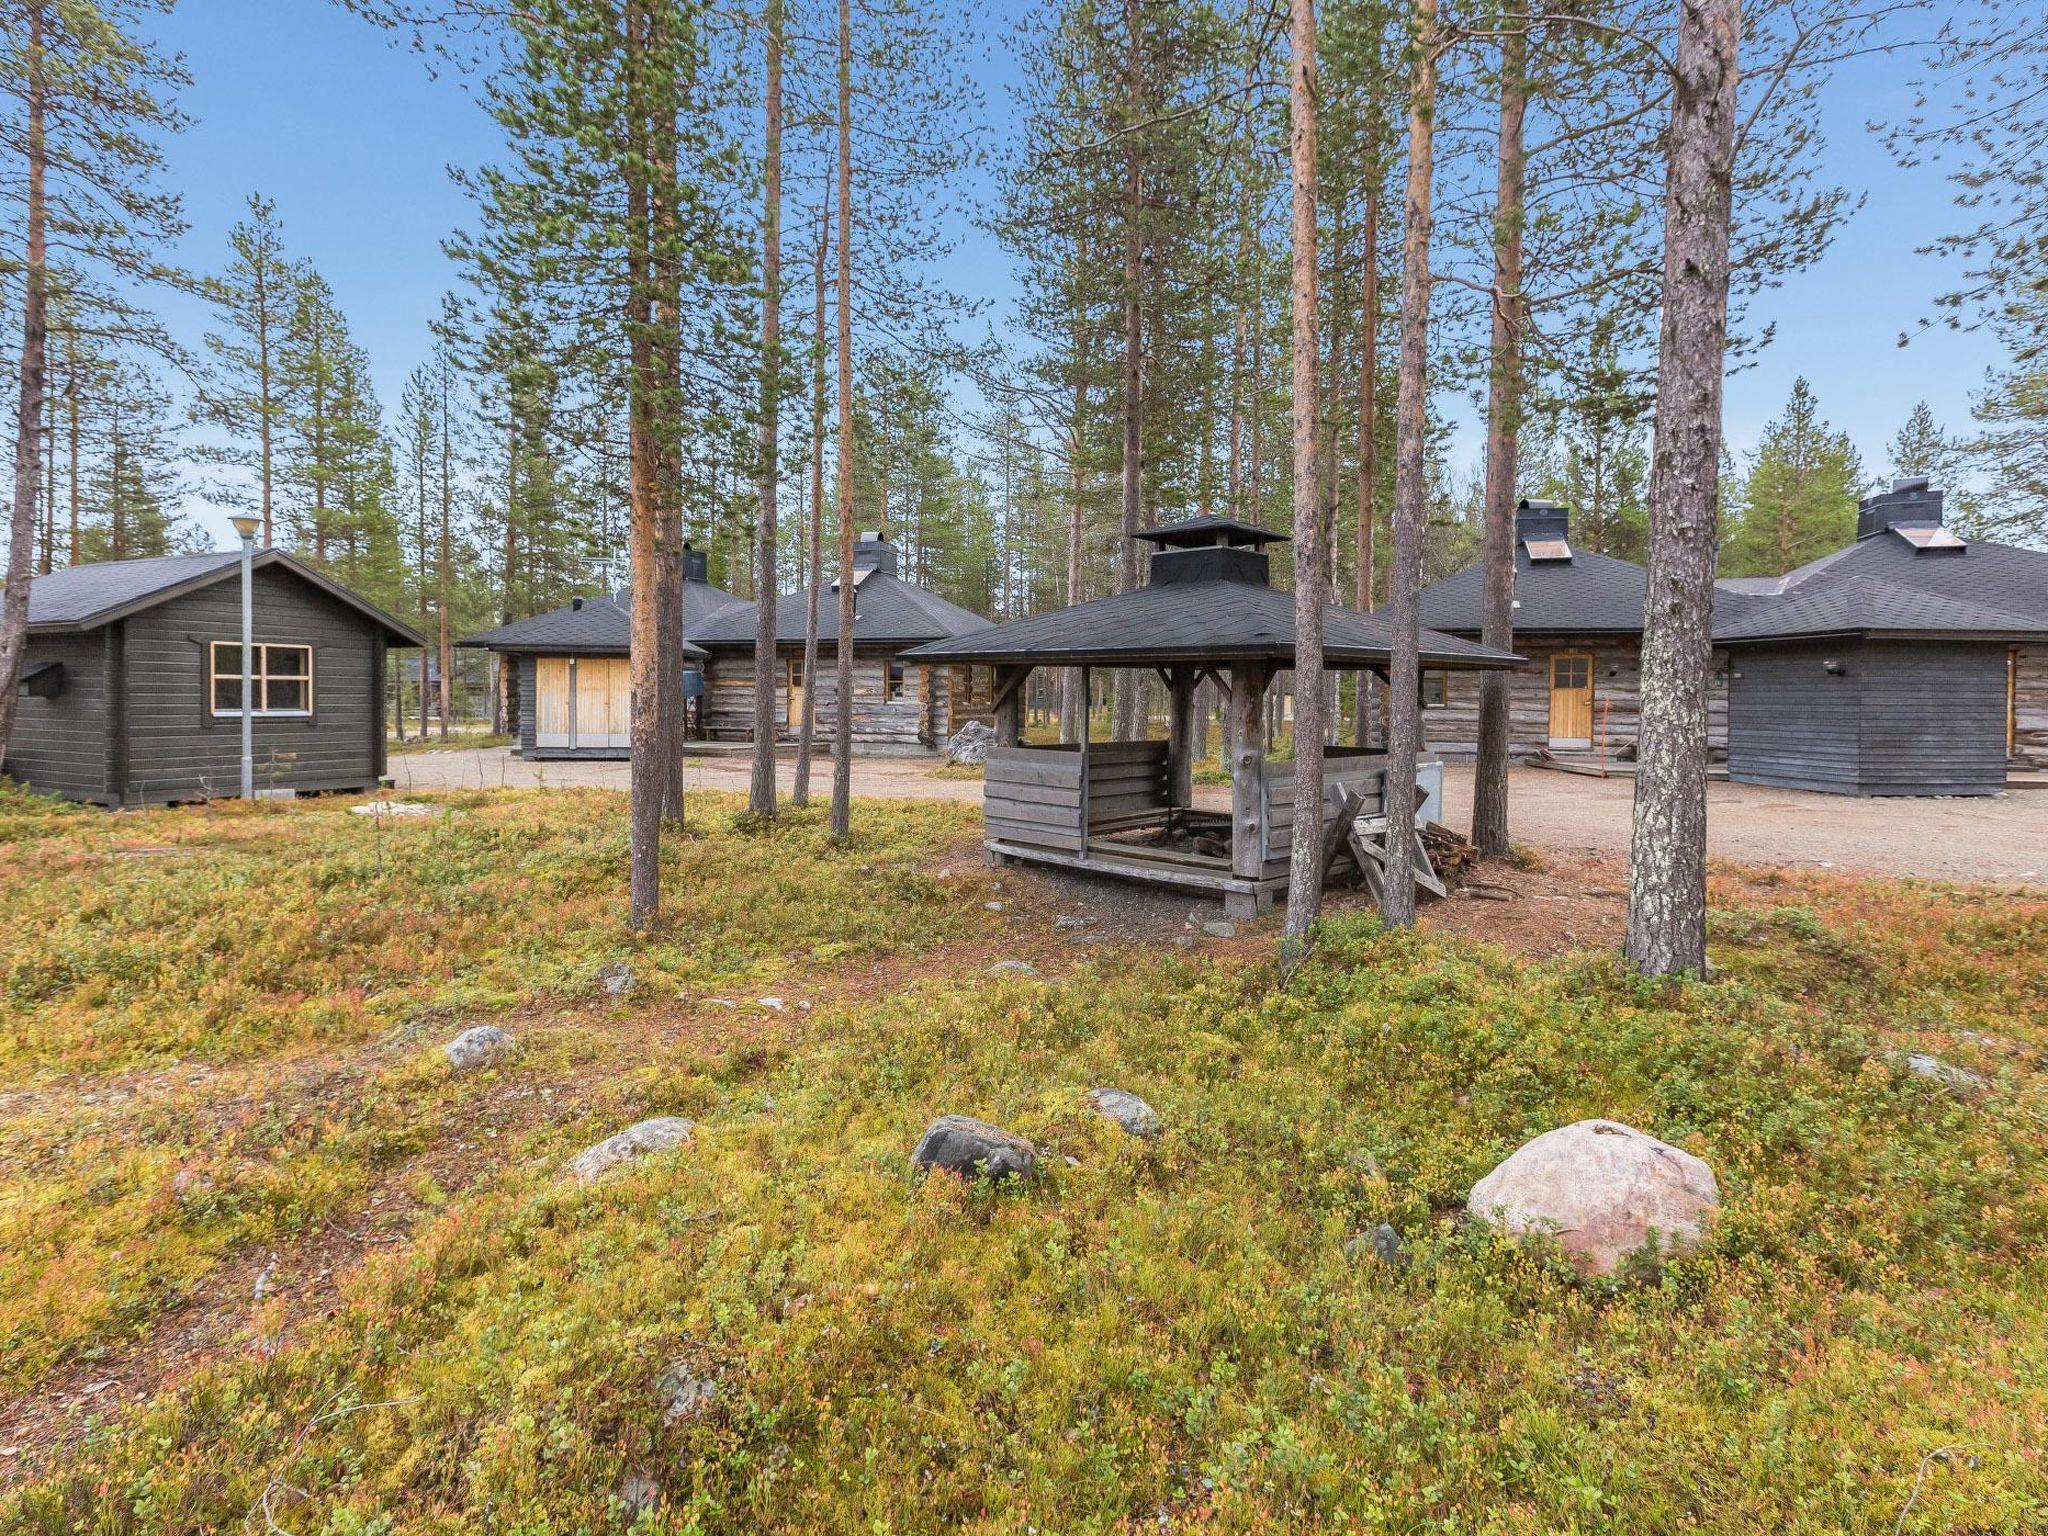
[1548,652,1594,747]
[569,657,632,748]
[786,658,805,729]
[535,657,572,747]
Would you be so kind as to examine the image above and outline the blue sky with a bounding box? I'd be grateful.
[151,0,2003,548]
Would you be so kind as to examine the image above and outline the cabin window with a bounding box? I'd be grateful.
[1422,671,1448,708]
[885,660,906,700]
[210,642,314,716]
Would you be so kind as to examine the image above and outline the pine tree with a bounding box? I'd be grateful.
[194,194,299,545]
[1722,377,1862,576]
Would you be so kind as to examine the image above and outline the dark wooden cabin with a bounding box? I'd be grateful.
[1717,575,2045,796]
[7,549,424,806]
[903,518,1521,915]
[691,532,995,753]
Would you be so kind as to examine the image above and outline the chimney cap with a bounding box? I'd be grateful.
[571,596,584,611]
[1136,515,1289,550]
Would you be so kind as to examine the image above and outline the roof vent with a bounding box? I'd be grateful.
[1857,476,1957,547]
[851,531,898,577]
[1516,499,1572,561]
[682,541,709,583]
[571,596,584,611]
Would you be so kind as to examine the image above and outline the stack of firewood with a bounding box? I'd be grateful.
[1419,822,1479,887]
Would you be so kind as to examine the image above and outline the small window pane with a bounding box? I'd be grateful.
[214,677,243,712]
[266,677,309,713]
[266,646,310,678]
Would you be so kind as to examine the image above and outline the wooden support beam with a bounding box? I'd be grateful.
[1078,666,1092,851]
[993,665,1029,746]
[1167,665,1196,810]
[1229,661,1270,881]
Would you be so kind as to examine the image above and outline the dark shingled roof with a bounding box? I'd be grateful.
[462,581,736,657]
[692,571,991,650]
[1137,515,1289,547]
[1419,544,1773,635]
[24,549,426,645]
[1723,525,2048,623]
[900,576,1518,670]
[1711,575,2048,644]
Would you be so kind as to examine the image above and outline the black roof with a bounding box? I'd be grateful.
[692,570,991,650]
[462,581,735,657]
[1419,544,1771,636]
[1712,574,2048,645]
[23,549,426,645]
[1719,524,2048,624]
[1137,516,1290,548]
[900,576,1518,671]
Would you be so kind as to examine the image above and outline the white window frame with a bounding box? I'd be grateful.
[210,641,314,718]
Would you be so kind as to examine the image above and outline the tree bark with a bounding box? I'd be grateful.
[1381,0,1439,929]
[749,0,785,820]
[1281,0,1325,964]
[829,0,856,841]
[625,0,664,930]
[1627,0,1741,976]
[1353,181,1378,746]
[1472,20,1528,858]
[794,199,828,806]
[0,2,48,764]
[1061,318,1087,743]
[437,359,454,738]
[1113,0,1146,741]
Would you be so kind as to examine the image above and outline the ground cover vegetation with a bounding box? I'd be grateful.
[1,790,2042,1532]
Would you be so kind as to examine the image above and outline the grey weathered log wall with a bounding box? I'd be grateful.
[2013,643,2048,766]
[1258,751,1388,885]
[982,741,1170,853]
[702,649,956,752]
[1423,636,1730,758]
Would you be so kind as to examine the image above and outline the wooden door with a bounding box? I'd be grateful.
[786,658,805,729]
[1548,652,1594,747]
[573,657,632,748]
[535,657,572,747]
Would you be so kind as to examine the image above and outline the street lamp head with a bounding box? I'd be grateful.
[229,515,261,543]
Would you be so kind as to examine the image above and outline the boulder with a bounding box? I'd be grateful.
[657,1362,718,1425]
[1342,1223,1409,1268]
[598,961,637,998]
[1898,1051,1989,1094]
[443,1025,515,1072]
[943,720,997,765]
[1202,920,1237,939]
[1086,1087,1161,1139]
[911,1114,1037,1182]
[561,1116,697,1186]
[1467,1119,1719,1279]
[989,959,1039,977]
[615,1474,661,1516]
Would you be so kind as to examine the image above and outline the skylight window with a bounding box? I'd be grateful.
[1891,524,1964,551]
[1523,538,1573,562]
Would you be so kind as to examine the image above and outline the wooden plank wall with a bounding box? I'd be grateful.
[1424,636,1731,759]
[3,631,112,802]
[982,741,1170,853]
[118,565,386,803]
[1259,753,1388,885]
[2014,643,2048,766]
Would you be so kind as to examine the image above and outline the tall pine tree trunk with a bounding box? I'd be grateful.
[749,0,785,820]
[1353,180,1378,746]
[1472,21,1527,858]
[829,0,856,841]
[1281,0,1326,964]
[437,366,453,738]
[1627,0,1741,976]
[0,2,47,764]
[625,0,664,929]
[1381,0,1439,929]
[1061,321,1087,743]
[1113,0,1145,741]
[795,200,828,806]
[651,26,688,830]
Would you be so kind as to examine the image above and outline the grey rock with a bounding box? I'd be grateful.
[1202,920,1237,939]
[561,1116,697,1186]
[1086,1087,1162,1139]
[442,1025,515,1072]
[1899,1052,1990,1093]
[1053,914,1096,932]
[911,1114,1037,1182]
[1468,1119,1719,1280]
[598,961,637,998]
[657,1362,718,1425]
[943,720,998,765]
[1343,1222,1409,1268]
[984,900,1007,912]
[989,959,1039,977]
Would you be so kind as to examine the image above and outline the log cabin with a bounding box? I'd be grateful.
[6,548,424,805]
[690,532,996,754]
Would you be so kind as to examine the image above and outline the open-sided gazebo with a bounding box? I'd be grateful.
[902,518,1521,914]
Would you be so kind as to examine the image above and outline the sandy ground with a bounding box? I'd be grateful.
[387,746,2048,884]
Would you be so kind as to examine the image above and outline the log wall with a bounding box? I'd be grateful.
[2013,643,2048,767]
[982,741,1170,854]
[701,649,957,753]
[1422,635,1730,759]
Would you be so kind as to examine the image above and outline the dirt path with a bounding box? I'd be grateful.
[391,748,2048,884]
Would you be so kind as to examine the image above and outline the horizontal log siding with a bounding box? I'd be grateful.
[703,650,948,753]
[983,741,1171,852]
[1729,638,2008,796]
[2014,643,2048,766]
[2,631,111,801]
[1424,636,1729,759]
[118,565,388,804]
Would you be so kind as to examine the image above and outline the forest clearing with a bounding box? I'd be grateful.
[1,786,2044,1531]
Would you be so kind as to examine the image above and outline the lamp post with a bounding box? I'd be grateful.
[229,515,260,799]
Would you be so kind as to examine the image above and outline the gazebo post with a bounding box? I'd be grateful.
[1167,664,1195,812]
[993,664,1029,747]
[1228,662,1271,907]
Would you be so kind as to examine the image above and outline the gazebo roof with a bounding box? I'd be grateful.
[901,577,1520,671]
[1136,516,1291,549]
